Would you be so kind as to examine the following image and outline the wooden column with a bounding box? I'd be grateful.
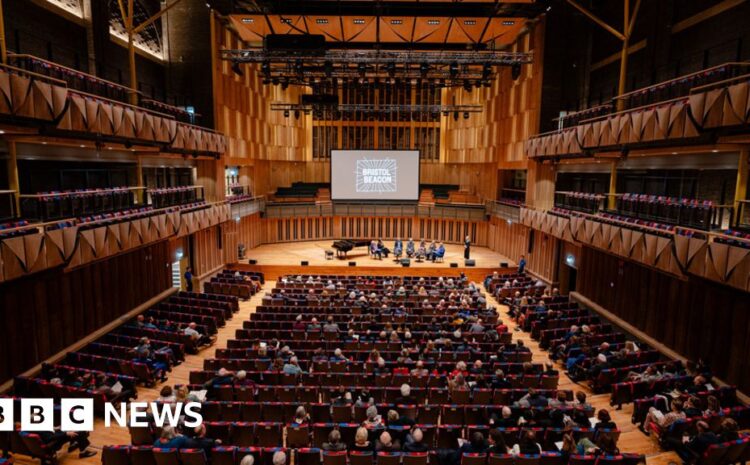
[6,140,20,214]
[735,148,749,225]
[136,156,145,204]
[608,160,618,210]
[526,161,556,211]
[0,0,6,64]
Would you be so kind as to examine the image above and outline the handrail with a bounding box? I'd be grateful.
[141,98,200,117]
[18,186,146,199]
[578,96,689,125]
[0,63,68,87]
[613,62,750,101]
[8,53,138,96]
[688,72,750,94]
[67,88,176,120]
[552,103,613,122]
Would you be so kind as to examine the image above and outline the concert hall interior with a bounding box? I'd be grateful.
[1,1,750,465]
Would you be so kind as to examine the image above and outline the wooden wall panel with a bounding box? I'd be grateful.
[0,242,172,385]
[259,216,488,247]
[193,226,225,277]
[577,246,750,394]
[223,213,264,264]
[487,215,558,283]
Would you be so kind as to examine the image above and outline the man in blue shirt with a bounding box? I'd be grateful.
[518,255,526,273]
[184,266,193,292]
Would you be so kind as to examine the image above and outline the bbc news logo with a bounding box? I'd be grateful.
[0,399,203,431]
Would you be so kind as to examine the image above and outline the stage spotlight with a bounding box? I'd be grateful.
[231,62,244,76]
[512,63,521,80]
[358,63,367,76]
[283,109,290,117]
[463,112,470,119]
[295,59,304,76]
[463,80,473,92]
[387,62,396,77]
[420,62,429,77]
[281,79,289,90]
[324,61,333,77]
[294,110,301,120]
[261,60,270,77]
[453,111,459,121]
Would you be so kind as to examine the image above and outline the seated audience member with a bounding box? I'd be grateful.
[487,429,510,454]
[154,426,188,449]
[395,384,415,405]
[322,316,340,333]
[458,431,489,455]
[719,418,739,441]
[323,430,347,451]
[291,406,310,426]
[404,427,429,452]
[594,409,617,431]
[283,356,303,375]
[376,431,401,452]
[20,425,97,459]
[156,385,176,404]
[272,451,287,465]
[240,455,255,465]
[667,420,719,463]
[512,430,542,455]
[353,427,374,452]
[186,424,222,455]
[364,405,383,428]
[642,399,686,433]
[184,322,215,347]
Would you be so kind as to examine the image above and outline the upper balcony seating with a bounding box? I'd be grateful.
[615,194,713,230]
[554,192,605,215]
[526,63,750,159]
[149,186,203,209]
[715,230,750,249]
[20,187,137,222]
[0,219,37,239]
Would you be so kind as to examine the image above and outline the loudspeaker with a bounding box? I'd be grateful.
[301,261,309,266]
[450,262,458,268]
[249,259,257,265]
[401,261,410,268]
[349,261,356,267]
[465,259,476,267]
[400,258,410,267]
[500,262,508,267]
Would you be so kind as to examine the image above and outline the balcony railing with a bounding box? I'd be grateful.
[19,187,145,222]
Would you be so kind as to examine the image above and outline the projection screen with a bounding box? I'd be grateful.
[330,150,420,201]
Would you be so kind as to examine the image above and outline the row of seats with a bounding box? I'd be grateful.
[616,193,713,229]
[149,186,202,209]
[554,193,605,215]
[20,187,135,221]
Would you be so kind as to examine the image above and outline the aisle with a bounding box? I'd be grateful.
[484,292,679,464]
[11,285,270,465]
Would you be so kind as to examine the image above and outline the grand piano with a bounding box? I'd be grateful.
[331,239,372,258]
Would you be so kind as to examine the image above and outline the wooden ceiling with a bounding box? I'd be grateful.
[229,15,527,47]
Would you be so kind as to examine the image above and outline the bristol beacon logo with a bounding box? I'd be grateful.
[356,158,398,194]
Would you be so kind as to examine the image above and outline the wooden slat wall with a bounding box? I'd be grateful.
[0,242,172,385]
[223,213,264,264]
[260,217,488,246]
[193,226,225,277]
[577,246,750,394]
[486,215,558,283]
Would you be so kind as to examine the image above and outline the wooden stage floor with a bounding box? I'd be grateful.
[10,262,678,465]
[235,241,515,282]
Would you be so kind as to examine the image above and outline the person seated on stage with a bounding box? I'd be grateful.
[406,238,415,257]
[377,239,390,258]
[393,238,403,258]
[416,240,427,259]
[370,240,380,259]
[434,242,446,261]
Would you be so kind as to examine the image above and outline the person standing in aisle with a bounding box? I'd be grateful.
[184,266,193,292]
[464,235,471,259]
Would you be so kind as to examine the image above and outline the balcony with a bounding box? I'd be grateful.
[0,201,231,284]
[519,206,750,293]
[0,56,224,156]
[526,63,750,159]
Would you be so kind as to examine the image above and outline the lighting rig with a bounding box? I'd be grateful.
[221,49,532,89]
[271,103,483,121]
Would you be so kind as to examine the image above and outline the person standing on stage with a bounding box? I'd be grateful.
[464,235,471,259]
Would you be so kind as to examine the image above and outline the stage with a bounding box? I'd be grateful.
[231,240,516,282]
